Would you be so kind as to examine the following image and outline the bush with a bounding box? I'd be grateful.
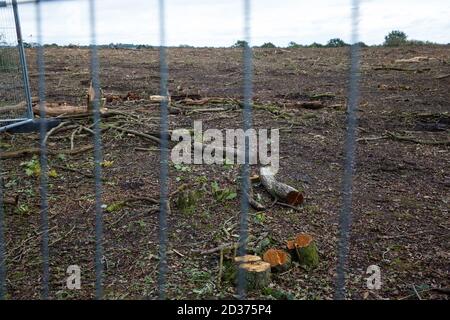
[308,42,323,48]
[326,38,348,47]
[231,40,248,48]
[287,41,303,48]
[178,44,194,48]
[384,30,407,47]
[260,42,276,48]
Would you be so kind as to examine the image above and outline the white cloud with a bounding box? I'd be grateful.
[12,0,450,46]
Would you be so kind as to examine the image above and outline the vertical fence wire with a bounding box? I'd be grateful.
[236,0,253,299]
[335,0,360,300]
[12,0,32,119]
[0,4,7,297]
[88,0,104,300]
[35,0,50,300]
[0,143,4,300]
[157,0,169,300]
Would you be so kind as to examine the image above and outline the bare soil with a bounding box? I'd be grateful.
[0,46,449,300]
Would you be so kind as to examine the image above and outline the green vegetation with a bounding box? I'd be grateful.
[210,181,237,202]
[231,40,249,48]
[21,157,41,177]
[260,42,276,48]
[309,42,323,48]
[326,38,348,47]
[287,41,303,48]
[384,30,408,46]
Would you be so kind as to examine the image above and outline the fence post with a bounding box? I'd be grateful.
[12,0,33,119]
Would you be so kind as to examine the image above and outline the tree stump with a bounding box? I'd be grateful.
[287,233,319,269]
[263,248,291,272]
[238,261,271,291]
[233,255,271,290]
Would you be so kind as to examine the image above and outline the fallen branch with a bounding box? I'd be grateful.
[260,166,303,206]
[43,121,70,144]
[387,132,450,146]
[395,56,430,63]
[104,124,161,145]
[373,66,431,72]
[0,145,93,159]
[193,242,239,255]
[435,74,450,80]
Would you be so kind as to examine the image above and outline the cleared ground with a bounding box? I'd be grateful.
[0,46,449,299]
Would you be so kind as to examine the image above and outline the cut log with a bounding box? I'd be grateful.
[33,102,107,117]
[150,95,171,103]
[263,248,291,272]
[234,254,261,264]
[259,166,303,206]
[238,261,271,291]
[287,233,319,269]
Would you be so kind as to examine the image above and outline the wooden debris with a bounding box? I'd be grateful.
[259,166,303,206]
[296,101,325,109]
[234,255,261,264]
[178,97,229,105]
[234,255,270,290]
[193,242,238,255]
[86,80,106,111]
[32,102,106,117]
[287,233,319,269]
[0,145,93,160]
[387,132,450,146]
[104,124,161,145]
[373,66,431,73]
[150,95,171,102]
[262,248,291,272]
[309,92,335,100]
[395,56,430,63]
[435,74,450,80]
[238,261,271,290]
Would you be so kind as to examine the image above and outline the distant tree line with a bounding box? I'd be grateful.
[232,30,444,49]
[19,30,447,49]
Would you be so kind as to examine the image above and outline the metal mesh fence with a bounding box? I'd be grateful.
[0,0,31,123]
[0,0,361,300]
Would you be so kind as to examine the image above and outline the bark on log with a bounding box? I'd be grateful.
[33,102,107,117]
[287,233,319,269]
[232,255,271,290]
[259,166,303,206]
[238,261,271,290]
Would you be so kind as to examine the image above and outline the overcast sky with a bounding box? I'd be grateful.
[12,0,450,46]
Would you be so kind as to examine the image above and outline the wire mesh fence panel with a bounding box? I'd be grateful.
[0,0,30,122]
[0,0,369,300]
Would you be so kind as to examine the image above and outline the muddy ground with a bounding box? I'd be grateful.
[0,46,449,299]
